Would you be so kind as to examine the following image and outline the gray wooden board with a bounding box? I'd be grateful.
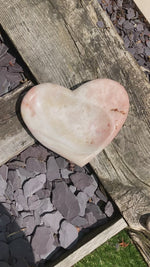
[0,81,34,165]
[0,0,150,263]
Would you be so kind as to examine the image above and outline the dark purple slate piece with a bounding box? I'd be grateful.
[85,212,97,226]
[97,21,104,28]
[23,174,46,197]
[86,203,106,221]
[126,8,135,20]
[104,201,114,217]
[32,226,56,259]
[136,23,144,32]
[145,47,150,57]
[59,220,78,249]
[52,182,80,220]
[118,17,125,26]
[74,165,86,173]
[42,211,63,233]
[0,174,7,195]
[95,188,108,202]
[77,192,89,216]
[91,194,100,204]
[46,156,60,181]
[14,189,28,211]
[23,215,36,235]
[37,198,54,215]
[8,62,23,73]
[36,188,50,199]
[0,43,8,58]
[70,173,92,190]
[56,157,68,169]
[69,185,76,193]
[8,170,21,191]
[9,238,34,261]
[5,181,14,201]
[60,168,73,179]
[71,216,88,227]
[20,145,49,162]
[0,53,15,67]
[28,195,41,210]
[26,157,46,174]
[0,165,8,180]
[123,20,134,30]
[16,167,34,185]
[146,40,150,48]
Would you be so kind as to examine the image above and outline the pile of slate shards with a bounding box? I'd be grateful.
[98,0,150,79]
[0,34,25,97]
[0,144,115,266]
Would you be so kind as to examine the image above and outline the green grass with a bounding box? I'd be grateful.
[74,230,147,267]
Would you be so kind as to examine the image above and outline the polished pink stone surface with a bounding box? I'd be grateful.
[21,79,129,166]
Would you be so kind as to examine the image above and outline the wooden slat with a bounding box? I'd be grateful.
[0,81,34,165]
[0,0,150,263]
[53,218,127,267]
[134,0,150,23]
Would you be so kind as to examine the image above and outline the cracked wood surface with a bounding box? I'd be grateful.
[0,0,150,264]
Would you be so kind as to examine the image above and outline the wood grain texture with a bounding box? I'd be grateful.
[0,0,150,263]
[0,81,34,166]
[134,0,150,23]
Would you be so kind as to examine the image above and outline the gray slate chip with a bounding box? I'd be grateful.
[32,226,56,259]
[56,157,68,169]
[86,203,106,222]
[8,170,21,191]
[23,174,46,197]
[42,211,63,233]
[37,198,54,215]
[59,220,78,248]
[69,185,76,193]
[0,165,8,180]
[77,192,89,216]
[95,189,108,202]
[97,21,104,28]
[36,188,50,199]
[26,157,46,174]
[104,201,114,217]
[14,189,28,211]
[126,8,135,19]
[0,242,9,261]
[22,215,36,235]
[46,156,60,181]
[20,145,49,162]
[52,182,80,220]
[71,216,88,227]
[0,175,7,196]
[28,195,41,210]
[60,168,73,179]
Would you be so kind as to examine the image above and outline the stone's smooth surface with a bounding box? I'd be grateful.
[59,220,78,248]
[46,156,60,181]
[23,174,46,197]
[41,211,63,233]
[21,79,129,166]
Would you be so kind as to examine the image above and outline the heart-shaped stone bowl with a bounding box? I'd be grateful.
[21,79,129,166]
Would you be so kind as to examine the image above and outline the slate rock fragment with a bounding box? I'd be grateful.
[42,211,63,233]
[20,145,49,162]
[36,188,50,199]
[32,226,56,259]
[77,192,89,216]
[59,220,78,249]
[36,198,54,215]
[26,157,46,174]
[71,216,88,227]
[0,165,8,180]
[22,215,36,235]
[52,182,80,220]
[104,201,114,217]
[0,175,7,196]
[14,189,28,211]
[56,157,68,169]
[85,203,107,226]
[46,156,60,181]
[23,174,46,197]
[60,168,73,179]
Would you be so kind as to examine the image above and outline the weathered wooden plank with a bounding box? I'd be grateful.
[0,0,150,263]
[0,81,34,166]
[134,0,150,23]
[52,218,127,267]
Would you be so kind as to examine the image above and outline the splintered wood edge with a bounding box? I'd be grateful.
[133,0,150,23]
[54,218,127,267]
[0,81,34,166]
